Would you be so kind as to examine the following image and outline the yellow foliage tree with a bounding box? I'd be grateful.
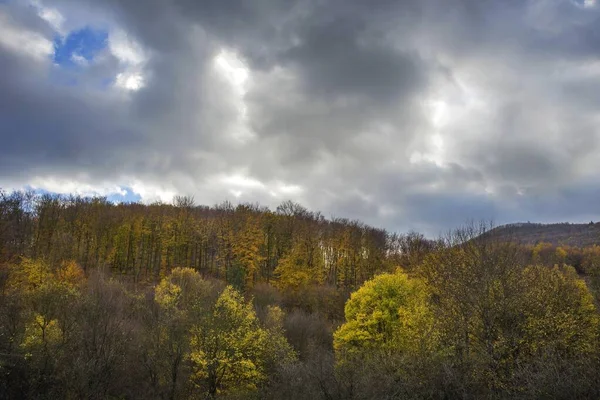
[231,215,265,289]
[418,229,600,392]
[9,258,82,382]
[8,257,53,291]
[521,265,599,357]
[56,260,85,289]
[189,286,295,397]
[154,267,212,313]
[274,239,324,292]
[555,246,568,265]
[149,267,215,399]
[334,271,437,359]
[21,314,62,358]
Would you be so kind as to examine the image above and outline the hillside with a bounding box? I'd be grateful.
[0,191,392,290]
[2,191,600,399]
[489,222,600,247]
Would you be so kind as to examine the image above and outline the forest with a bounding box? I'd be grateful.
[2,189,600,399]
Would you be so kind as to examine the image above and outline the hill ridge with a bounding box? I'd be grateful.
[489,221,600,247]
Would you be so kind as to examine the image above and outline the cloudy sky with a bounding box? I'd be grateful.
[1,0,600,235]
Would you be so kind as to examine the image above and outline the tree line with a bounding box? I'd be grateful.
[0,190,394,291]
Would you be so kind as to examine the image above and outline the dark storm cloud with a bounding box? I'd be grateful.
[0,45,132,175]
[2,0,600,234]
[281,17,425,102]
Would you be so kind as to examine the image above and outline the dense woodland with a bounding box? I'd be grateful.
[2,190,600,399]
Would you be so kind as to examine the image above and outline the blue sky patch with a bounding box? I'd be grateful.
[53,27,108,67]
[24,186,141,204]
[107,187,142,204]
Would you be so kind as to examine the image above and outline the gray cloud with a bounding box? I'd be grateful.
[2,0,600,236]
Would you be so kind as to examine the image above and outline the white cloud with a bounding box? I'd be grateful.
[430,100,448,129]
[35,3,65,34]
[109,29,148,91]
[213,49,255,143]
[277,183,303,195]
[115,72,144,91]
[0,12,53,61]
[71,53,88,66]
[214,49,249,90]
[220,173,265,190]
[583,0,596,8]
[109,30,146,66]
[130,181,176,204]
[28,176,127,197]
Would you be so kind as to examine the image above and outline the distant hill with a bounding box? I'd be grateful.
[488,222,600,247]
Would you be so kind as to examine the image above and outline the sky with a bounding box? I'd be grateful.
[1,0,600,236]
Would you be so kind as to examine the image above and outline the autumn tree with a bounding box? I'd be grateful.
[333,271,445,399]
[521,265,598,357]
[581,245,600,301]
[334,271,437,358]
[142,267,216,399]
[230,208,265,289]
[188,286,295,397]
[419,224,600,395]
[0,258,84,398]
